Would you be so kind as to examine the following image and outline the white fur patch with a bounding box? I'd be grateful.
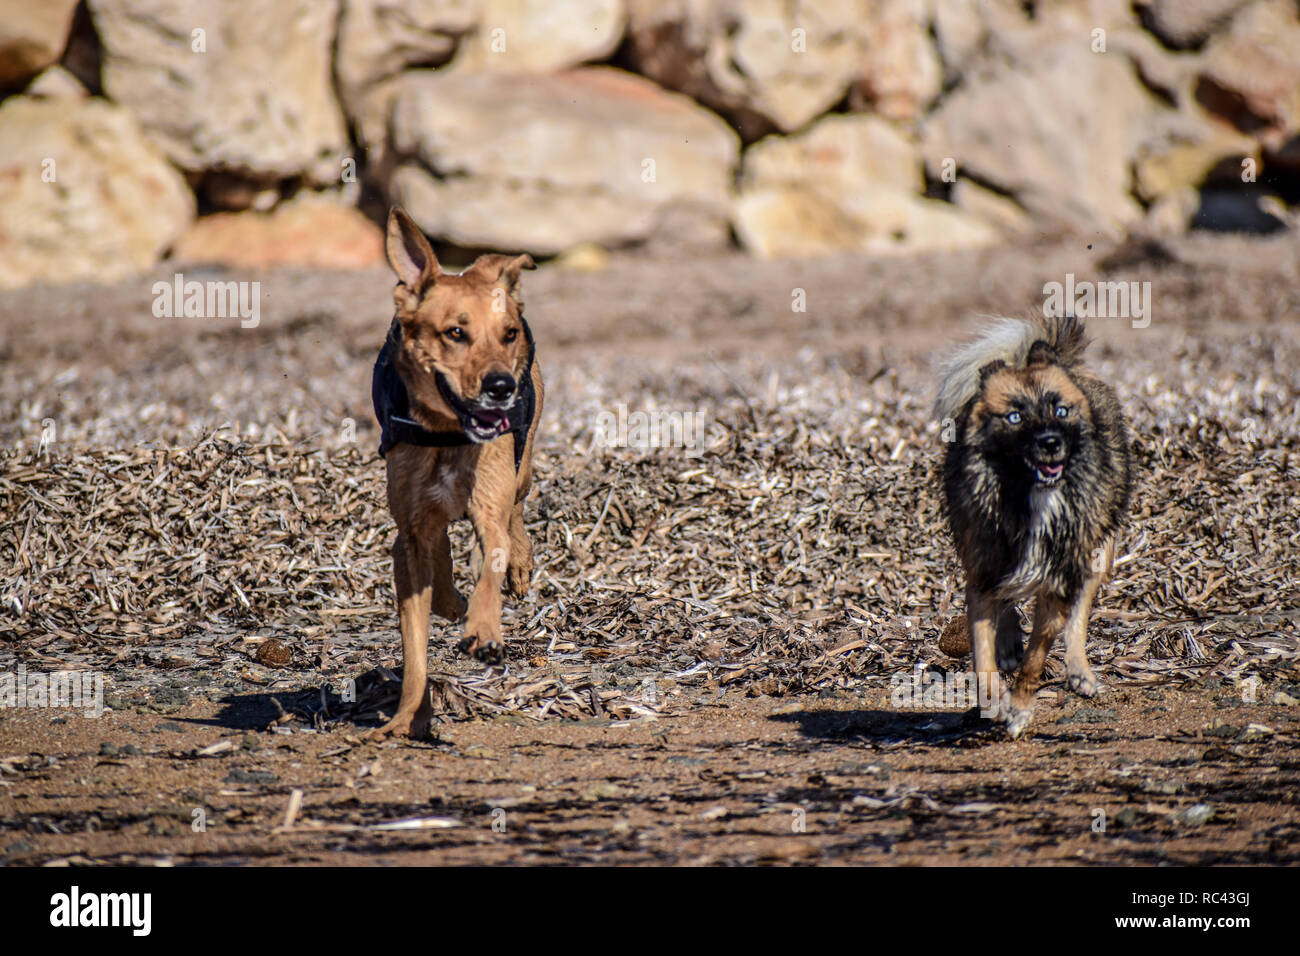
[998,486,1063,599]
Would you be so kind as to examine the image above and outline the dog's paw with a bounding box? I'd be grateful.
[432,589,468,622]
[977,682,1012,723]
[506,561,532,599]
[457,634,505,666]
[1067,668,1103,698]
[1004,702,1034,739]
[364,709,429,741]
[996,644,1024,673]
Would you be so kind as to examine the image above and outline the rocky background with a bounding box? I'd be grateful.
[0,0,1297,289]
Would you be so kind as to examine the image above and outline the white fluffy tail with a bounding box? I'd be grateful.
[933,314,1089,422]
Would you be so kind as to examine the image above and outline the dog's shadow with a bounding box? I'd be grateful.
[770,707,986,743]
[191,690,329,732]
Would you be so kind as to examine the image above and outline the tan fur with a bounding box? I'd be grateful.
[971,365,1090,428]
[369,208,543,740]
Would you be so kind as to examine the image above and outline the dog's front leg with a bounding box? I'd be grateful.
[968,587,1007,721]
[368,532,435,739]
[1063,536,1113,698]
[458,475,513,665]
[994,602,1024,671]
[1006,594,1068,738]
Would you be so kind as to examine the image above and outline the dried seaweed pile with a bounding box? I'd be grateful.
[2,330,1298,723]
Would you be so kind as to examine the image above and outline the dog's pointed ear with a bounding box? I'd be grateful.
[386,207,440,292]
[977,359,1006,385]
[1026,339,1056,367]
[471,253,536,299]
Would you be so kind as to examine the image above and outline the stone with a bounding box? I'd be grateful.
[88,0,348,184]
[923,39,1159,235]
[0,0,79,90]
[952,179,1034,236]
[335,0,479,149]
[1133,110,1258,203]
[734,114,998,258]
[449,0,624,72]
[0,94,194,290]
[624,0,876,137]
[388,67,738,254]
[1195,0,1300,144]
[847,0,943,123]
[742,114,924,197]
[1136,0,1251,49]
[23,65,87,101]
[172,194,384,270]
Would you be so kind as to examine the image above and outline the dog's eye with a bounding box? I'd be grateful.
[1054,405,1070,418]
[444,327,465,341]
[504,328,518,344]
[1005,411,1021,425]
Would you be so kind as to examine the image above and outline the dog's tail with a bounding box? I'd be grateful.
[933,314,1089,422]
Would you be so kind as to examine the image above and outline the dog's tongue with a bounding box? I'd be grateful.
[1039,463,1063,479]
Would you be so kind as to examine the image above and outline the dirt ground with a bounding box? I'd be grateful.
[1,231,1298,865]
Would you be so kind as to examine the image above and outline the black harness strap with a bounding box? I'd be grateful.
[371,317,536,472]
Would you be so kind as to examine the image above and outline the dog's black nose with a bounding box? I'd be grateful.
[482,372,516,403]
[1035,432,1063,456]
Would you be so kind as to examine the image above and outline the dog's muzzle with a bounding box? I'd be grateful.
[436,372,516,443]
[1026,430,1067,485]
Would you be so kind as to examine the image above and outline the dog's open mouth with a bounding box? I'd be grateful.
[436,373,513,443]
[464,406,511,442]
[1028,458,1065,485]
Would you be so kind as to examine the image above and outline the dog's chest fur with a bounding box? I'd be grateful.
[386,445,481,531]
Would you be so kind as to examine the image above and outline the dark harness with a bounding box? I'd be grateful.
[371,318,536,471]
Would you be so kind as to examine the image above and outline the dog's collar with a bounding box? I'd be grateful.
[371,317,536,470]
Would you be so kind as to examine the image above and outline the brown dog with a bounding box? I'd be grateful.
[367,207,543,739]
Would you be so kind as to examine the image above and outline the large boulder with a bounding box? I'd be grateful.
[1133,110,1258,203]
[625,0,931,139]
[1194,0,1300,146]
[88,0,348,185]
[335,0,479,149]
[387,67,739,254]
[923,38,1160,235]
[0,91,194,289]
[1135,0,1252,49]
[0,0,79,91]
[448,0,625,72]
[845,0,942,124]
[172,194,385,270]
[734,114,998,258]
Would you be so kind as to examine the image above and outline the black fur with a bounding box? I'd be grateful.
[942,319,1131,602]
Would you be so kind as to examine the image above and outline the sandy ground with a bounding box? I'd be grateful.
[1,231,1298,865]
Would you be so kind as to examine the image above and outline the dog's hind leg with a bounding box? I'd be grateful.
[968,587,1007,721]
[368,533,435,739]
[506,499,532,598]
[994,603,1024,672]
[1063,536,1113,698]
[430,525,467,621]
[1006,594,1068,738]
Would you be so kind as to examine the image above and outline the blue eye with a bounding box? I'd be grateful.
[1055,405,1069,418]
[1005,411,1021,425]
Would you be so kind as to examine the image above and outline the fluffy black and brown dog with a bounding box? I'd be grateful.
[935,314,1132,737]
